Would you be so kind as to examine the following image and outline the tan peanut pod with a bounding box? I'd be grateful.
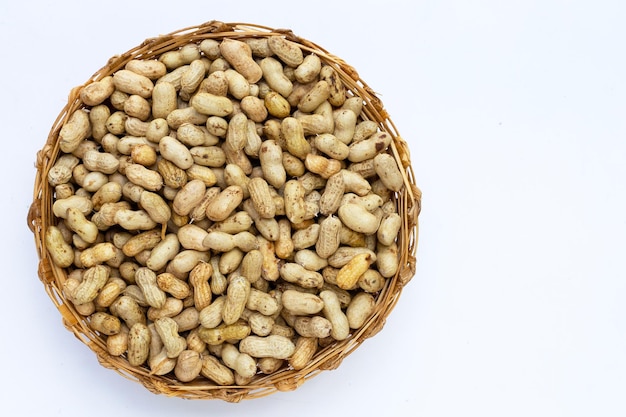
[146,234,180,271]
[144,117,170,143]
[89,105,111,141]
[239,335,295,359]
[295,100,334,135]
[189,262,213,311]
[218,248,244,275]
[124,164,163,192]
[186,164,217,188]
[125,116,150,138]
[45,225,75,268]
[52,195,93,219]
[125,59,167,79]
[329,247,378,267]
[219,38,263,83]
[294,53,321,83]
[110,295,145,328]
[205,185,244,222]
[338,203,380,235]
[80,243,117,268]
[282,152,306,178]
[177,224,210,251]
[268,36,303,67]
[83,150,120,175]
[280,263,323,289]
[106,323,129,356]
[282,289,324,315]
[138,191,171,228]
[122,284,149,306]
[283,180,306,225]
[174,350,203,382]
[332,109,358,145]
[166,106,209,129]
[257,236,280,282]
[243,199,279,242]
[113,69,154,98]
[130,144,157,168]
[95,277,127,309]
[335,253,374,290]
[242,309,274,336]
[294,249,328,271]
[240,95,268,123]
[319,65,346,107]
[149,347,178,376]
[186,328,206,353]
[246,288,280,316]
[172,307,200,332]
[221,344,257,380]
[222,274,251,325]
[341,169,372,196]
[48,154,79,186]
[374,153,405,192]
[275,219,294,259]
[127,322,151,366]
[122,229,161,257]
[313,133,350,160]
[224,163,251,199]
[123,94,151,121]
[114,209,158,231]
[293,316,332,338]
[198,321,251,346]
[59,109,91,153]
[135,267,167,309]
[200,355,235,386]
[318,172,345,216]
[289,336,318,371]
[319,290,350,340]
[376,242,399,278]
[297,80,330,113]
[157,272,191,300]
[180,59,206,99]
[255,357,282,375]
[172,180,206,217]
[281,117,311,160]
[189,187,221,223]
[377,212,402,246]
[91,181,122,211]
[71,265,109,305]
[260,57,293,97]
[348,131,393,163]
[347,292,376,329]
[89,311,121,335]
[304,153,342,179]
[292,223,320,250]
[248,177,275,219]
[259,139,286,189]
[154,317,187,359]
[352,120,378,143]
[199,296,226,329]
[156,158,187,190]
[190,92,233,117]
[358,269,386,293]
[240,250,263,285]
[159,135,194,170]
[209,257,228,295]
[200,70,229,97]
[80,76,115,106]
[208,211,253,234]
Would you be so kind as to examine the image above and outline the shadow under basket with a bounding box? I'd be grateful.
[27,21,421,401]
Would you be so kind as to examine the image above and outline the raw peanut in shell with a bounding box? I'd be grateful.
[247,177,275,219]
[113,69,154,98]
[315,216,342,259]
[72,265,109,305]
[281,117,311,160]
[45,225,74,268]
[80,76,115,106]
[346,292,376,329]
[172,179,207,216]
[374,153,405,192]
[222,274,251,325]
[89,311,121,336]
[319,290,349,340]
[159,136,194,170]
[335,252,374,290]
[338,203,380,235]
[127,322,151,366]
[268,36,304,68]
[205,185,244,222]
[59,109,91,153]
[191,92,234,117]
[239,335,295,360]
[219,39,263,83]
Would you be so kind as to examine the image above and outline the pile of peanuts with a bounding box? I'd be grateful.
[45,35,405,385]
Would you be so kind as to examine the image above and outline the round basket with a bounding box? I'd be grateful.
[27,21,421,401]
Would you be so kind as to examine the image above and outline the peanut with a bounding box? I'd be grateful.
[45,225,75,268]
[239,335,295,359]
[127,322,151,366]
[319,290,349,340]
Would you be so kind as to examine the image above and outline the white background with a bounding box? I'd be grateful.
[2,0,626,416]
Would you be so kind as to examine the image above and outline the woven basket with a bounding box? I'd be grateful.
[27,21,421,401]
